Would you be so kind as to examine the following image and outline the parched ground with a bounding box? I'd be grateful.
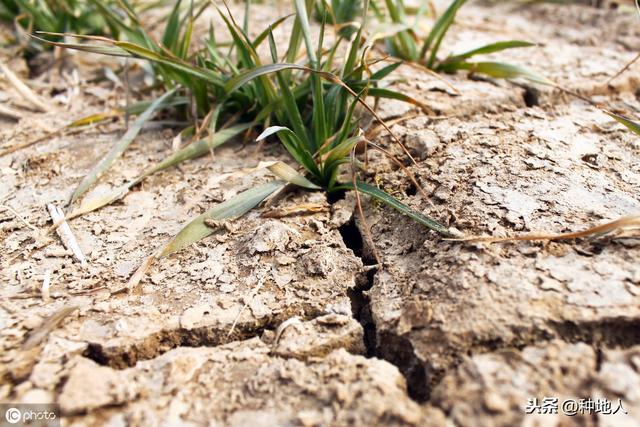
[1,1,639,426]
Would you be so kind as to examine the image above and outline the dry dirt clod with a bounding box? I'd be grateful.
[204,218,237,233]
[270,314,365,359]
[54,339,432,426]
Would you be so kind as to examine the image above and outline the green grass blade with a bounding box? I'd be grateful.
[441,61,552,85]
[265,30,307,142]
[421,0,466,67]
[334,91,363,149]
[274,71,311,149]
[366,87,429,112]
[605,111,640,136]
[224,63,306,94]
[253,14,294,48]
[293,0,318,66]
[324,134,362,167]
[370,61,403,81]
[159,180,286,257]
[31,34,132,57]
[268,27,279,62]
[162,0,182,51]
[285,9,304,64]
[37,34,223,85]
[312,10,328,147]
[383,0,418,60]
[257,126,318,176]
[115,41,224,85]
[177,3,195,59]
[292,0,326,148]
[243,0,251,34]
[443,40,535,63]
[338,181,453,236]
[70,88,177,205]
[343,27,363,77]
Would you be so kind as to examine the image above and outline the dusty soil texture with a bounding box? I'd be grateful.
[1,1,639,426]
[358,0,640,421]
[431,339,640,427]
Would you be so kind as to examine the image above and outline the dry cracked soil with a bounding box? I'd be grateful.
[1,1,640,426]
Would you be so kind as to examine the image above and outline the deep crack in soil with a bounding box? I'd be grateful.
[340,216,431,402]
[83,322,271,369]
[82,304,334,369]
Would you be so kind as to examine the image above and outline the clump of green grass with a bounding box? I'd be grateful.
[370,0,549,83]
[160,0,453,258]
[1,0,125,52]
[40,0,452,265]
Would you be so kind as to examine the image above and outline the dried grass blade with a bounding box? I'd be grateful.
[47,203,87,266]
[22,305,79,351]
[264,161,321,189]
[0,61,51,113]
[453,215,640,244]
[607,52,640,84]
[0,103,23,120]
[68,110,121,127]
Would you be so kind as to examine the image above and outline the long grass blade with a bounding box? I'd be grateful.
[604,110,640,136]
[453,215,640,243]
[293,0,318,66]
[366,87,430,112]
[115,41,224,85]
[224,63,305,94]
[30,34,132,56]
[338,181,454,236]
[159,180,285,257]
[421,0,466,67]
[68,122,253,219]
[70,88,176,204]
[442,40,535,64]
[441,61,552,85]
[36,34,224,86]
[162,0,183,51]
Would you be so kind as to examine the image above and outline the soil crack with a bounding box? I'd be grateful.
[83,310,323,369]
[339,216,429,402]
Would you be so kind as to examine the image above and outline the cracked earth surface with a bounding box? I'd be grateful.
[1,1,639,426]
